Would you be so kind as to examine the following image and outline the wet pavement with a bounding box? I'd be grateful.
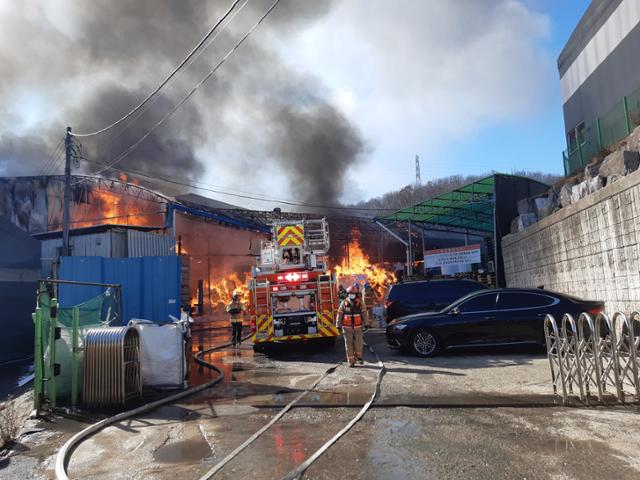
[2,327,640,479]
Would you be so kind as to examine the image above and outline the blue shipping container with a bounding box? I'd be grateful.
[59,256,180,324]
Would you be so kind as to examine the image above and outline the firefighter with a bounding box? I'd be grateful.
[362,282,378,327]
[338,284,347,301]
[336,285,369,367]
[225,291,246,347]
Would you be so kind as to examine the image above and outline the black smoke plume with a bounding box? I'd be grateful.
[0,0,364,205]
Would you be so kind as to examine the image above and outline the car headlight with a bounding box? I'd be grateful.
[393,324,408,331]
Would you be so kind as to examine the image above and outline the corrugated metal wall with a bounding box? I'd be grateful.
[58,256,181,324]
[41,229,174,276]
[127,230,175,257]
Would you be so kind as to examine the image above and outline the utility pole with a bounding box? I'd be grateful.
[62,127,72,256]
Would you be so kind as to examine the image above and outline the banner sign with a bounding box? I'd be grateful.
[424,244,481,269]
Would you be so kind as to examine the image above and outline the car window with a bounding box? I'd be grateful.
[458,293,497,312]
[388,283,429,304]
[496,292,556,309]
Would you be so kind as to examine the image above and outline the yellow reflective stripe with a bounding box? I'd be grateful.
[277,225,305,245]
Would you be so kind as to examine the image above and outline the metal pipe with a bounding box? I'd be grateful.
[375,220,411,278]
[38,278,121,288]
[374,221,408,246]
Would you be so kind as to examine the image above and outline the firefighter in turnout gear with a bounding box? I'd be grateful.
[226,291,246,347]
[336,285,369,367]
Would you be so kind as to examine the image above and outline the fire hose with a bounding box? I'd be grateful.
[281,333,386,480]
[56,331,385,480]
[54,333,249,480]
[197,330,385,480]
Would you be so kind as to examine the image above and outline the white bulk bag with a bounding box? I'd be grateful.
[129,319,186,388]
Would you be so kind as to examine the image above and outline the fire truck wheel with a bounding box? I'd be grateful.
[253,343,267,353]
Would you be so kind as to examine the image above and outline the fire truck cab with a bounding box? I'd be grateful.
[249,218,340,348]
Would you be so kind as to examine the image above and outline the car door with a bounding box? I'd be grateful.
[399,282,440,315]
[440,292,498,346]
[494,292,559,343]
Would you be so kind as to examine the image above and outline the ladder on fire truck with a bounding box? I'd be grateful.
[304,218,330,253]
[317,273,337,319]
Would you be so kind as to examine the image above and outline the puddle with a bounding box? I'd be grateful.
[153,437,212,464]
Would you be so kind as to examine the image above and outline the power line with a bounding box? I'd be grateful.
[71,0,245,138]
[91,0,250,157]
[38,138,65,175]
[79,0,283,183]
[79,157,397,212]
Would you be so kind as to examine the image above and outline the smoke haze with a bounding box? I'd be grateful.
[0,0,364,204]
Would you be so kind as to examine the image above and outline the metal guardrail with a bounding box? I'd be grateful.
[544,312,640,404]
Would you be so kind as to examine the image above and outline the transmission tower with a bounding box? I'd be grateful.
[415,155,422,187]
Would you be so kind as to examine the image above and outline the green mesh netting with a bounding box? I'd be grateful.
[36,285,117,402]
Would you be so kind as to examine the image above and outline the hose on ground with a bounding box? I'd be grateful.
[196,359,343,480]
[54,334,247,480]
[281,331,386,480]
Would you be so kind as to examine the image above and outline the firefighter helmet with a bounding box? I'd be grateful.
[346,285,358,294]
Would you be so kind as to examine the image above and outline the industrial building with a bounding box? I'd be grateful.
[0,217,40,363]
[560,0,640,173]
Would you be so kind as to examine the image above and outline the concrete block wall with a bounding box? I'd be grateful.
[502,169,640,313]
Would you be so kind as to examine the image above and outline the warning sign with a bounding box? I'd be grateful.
[424,244,481,269]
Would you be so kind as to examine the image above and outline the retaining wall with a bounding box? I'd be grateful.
[502,169,640,312]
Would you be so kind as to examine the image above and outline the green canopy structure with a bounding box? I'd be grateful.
[378,174,550,286]
[382,175,496,233]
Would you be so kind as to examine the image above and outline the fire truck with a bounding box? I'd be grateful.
[249,218,341,348]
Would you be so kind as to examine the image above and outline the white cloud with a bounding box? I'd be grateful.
[279,0,555,200]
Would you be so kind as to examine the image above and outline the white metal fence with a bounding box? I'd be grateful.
[544,312,640,404]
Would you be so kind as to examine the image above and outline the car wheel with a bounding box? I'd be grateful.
[410,329,440,357]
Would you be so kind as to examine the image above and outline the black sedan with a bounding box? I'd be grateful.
[386,288,604,357]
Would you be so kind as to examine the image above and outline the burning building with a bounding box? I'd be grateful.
[0,175,168,233]
[0,175,270,323]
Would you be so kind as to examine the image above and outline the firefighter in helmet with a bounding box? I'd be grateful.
[225,290,246,347]
[336,285,369,367]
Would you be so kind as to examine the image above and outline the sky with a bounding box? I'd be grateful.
[261,0,592,203]
[0,0,592,208]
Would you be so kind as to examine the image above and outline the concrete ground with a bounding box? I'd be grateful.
[1,328,639,479]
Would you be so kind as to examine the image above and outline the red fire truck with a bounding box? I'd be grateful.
[249,218,341,349]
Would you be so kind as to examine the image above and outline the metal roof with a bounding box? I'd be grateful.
[169,203,270,233]
[382,175,498,233]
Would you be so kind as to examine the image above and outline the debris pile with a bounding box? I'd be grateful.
[511,126,640,233]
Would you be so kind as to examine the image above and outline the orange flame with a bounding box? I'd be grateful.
[189,272,250,312]
[209,272,250,309]
[71,184,163,228]
[333,229,396,298]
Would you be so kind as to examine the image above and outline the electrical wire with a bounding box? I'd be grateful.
[70,0,245,138]
[90,0,250,157]
[38,138,65,175]
[78,0,283,183]
[79,157,397,212]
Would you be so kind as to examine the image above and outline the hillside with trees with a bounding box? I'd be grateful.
[349,170,561,214]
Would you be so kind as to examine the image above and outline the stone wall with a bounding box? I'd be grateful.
[502,168,640,313]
